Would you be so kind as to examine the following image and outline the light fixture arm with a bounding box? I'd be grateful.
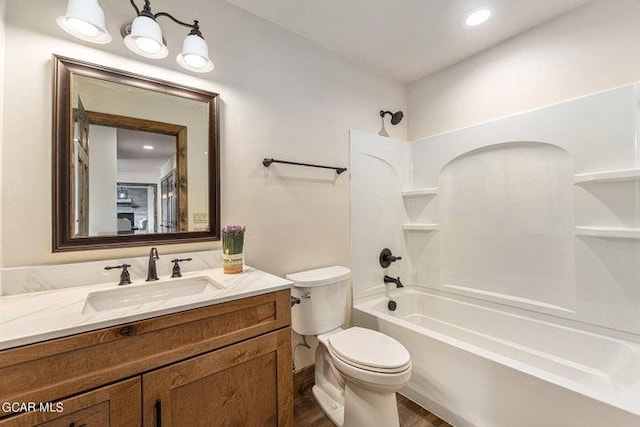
[128,0,202,37]
[155,13,202,37]
[129,0,141,16]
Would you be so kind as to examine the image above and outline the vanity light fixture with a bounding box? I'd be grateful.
[465,8,492,27]
[57,0,215,73]
[56,0,112,44]
[122,0,214,72]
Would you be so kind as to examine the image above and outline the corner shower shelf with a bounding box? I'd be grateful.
[401,188,438,197]
[403,223,439,231]
[573,168,640,184]
[575,226,640,239]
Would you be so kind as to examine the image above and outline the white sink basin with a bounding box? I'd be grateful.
[82,276,224,314]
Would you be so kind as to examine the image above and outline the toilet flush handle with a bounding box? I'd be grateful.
[290,293,310,307]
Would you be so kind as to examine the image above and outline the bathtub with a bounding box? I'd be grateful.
[352,287,640,427]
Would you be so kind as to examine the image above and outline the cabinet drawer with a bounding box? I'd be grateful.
[0,377,140,427]
[0,290,290,417]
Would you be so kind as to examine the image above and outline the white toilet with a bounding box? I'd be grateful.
[288,266,411,427]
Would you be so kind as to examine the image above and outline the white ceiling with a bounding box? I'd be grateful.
[117,129,175,162]
[225,0,591,83]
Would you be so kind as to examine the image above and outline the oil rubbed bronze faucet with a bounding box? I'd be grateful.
[383,275,403,288]
[146,247,160,281]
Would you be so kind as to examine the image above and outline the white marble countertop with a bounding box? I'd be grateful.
[0,266,292,350]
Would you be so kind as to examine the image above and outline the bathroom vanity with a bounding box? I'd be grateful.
[0,266,293,426]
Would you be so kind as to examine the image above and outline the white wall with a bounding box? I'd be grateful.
[408,0,640,140]
[1,0,406,269]
[88,125,117,235]
[0,0,5,293]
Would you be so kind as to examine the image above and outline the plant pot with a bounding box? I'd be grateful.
[223,251,243,274]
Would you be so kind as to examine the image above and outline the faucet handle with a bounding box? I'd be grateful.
[379,248,402,268]
[104,263,132,286]
[171,258,193,278]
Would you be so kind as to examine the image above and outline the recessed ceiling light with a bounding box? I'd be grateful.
[143,145,154,150]
[465,8,492,27]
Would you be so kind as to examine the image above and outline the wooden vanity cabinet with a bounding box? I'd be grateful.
[0,378,141,427]
[0,290,293,426]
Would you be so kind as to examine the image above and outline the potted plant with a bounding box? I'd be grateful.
[221,225,245,274]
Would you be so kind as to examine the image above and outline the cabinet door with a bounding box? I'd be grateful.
[0,377,140,427]
[142,328,293,427]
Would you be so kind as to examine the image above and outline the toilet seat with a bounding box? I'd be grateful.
[327,327,411,374]
[326,345,412,389]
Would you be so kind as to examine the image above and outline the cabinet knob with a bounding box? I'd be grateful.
[119,325,134,336]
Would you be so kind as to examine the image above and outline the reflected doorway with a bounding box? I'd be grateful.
[160,170,177,233]
[116,183,158,234]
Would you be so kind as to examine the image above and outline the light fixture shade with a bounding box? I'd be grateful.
[123,15,169,59]
[56,0,112,44]
[177,34,214,73]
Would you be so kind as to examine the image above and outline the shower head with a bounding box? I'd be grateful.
[380,110,404,125]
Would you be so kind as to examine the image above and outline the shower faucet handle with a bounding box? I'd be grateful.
[379,248,402,268]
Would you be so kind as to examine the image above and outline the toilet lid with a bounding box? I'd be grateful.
[327,327,410,371]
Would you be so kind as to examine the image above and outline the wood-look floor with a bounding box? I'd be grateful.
[293,387,453,427]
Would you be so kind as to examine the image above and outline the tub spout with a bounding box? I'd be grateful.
[384,275,403,288]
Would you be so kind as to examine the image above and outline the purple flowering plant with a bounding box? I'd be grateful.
[221,225,246,254]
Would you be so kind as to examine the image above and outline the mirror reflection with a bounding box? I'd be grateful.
[71,75,210,238]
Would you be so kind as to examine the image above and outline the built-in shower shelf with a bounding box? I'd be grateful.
[401,188,438,197]
[575,226,640,239]
[403,223,439,231]
[573,168,640,184]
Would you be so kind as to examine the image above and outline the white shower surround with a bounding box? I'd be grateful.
[349,82,640,426]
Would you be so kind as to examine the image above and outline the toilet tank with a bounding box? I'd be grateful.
[287,266,351,336]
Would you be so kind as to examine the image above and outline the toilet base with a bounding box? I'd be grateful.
[343,381,400,427]
[313,385,345,426]
[313,382,400,427]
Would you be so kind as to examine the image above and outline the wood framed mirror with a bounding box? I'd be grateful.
[52,55,220,251]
